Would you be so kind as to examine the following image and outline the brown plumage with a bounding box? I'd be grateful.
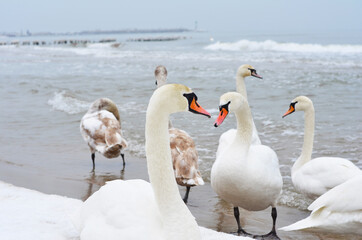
[154,65,204,203]
[80,98,128,170]
[169,128,204,187]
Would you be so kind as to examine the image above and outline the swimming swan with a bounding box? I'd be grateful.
[78,84,211,240]
[280,174,362,235]
[80,98,128,171]
[282,96,361,199]
[216,65,262,158]
[211,92,283,238]
[155,65,204,203]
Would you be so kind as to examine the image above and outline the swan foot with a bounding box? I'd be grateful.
[252,231,280,240]
[121,153,125,170]
[232,207,253,236]
[229,230,253,237]
[183,186,191,204]
[253,208,280,239]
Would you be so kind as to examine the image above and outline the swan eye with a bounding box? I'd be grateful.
[219,101,231,112]
[183,92,197,102]
[248,68,255,73]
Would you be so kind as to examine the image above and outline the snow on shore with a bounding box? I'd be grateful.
[0,181,81,240]
[0,181,252,240]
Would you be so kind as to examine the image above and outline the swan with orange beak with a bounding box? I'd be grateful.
[211,92,282,239]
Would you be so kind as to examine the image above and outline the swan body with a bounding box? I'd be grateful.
[79,84,211,240]
[211,92,282,236]
[283,96,361,199]
[155,65,204,203]
[217,65,262,158]
[80,98,127,169]
[169,128,204,187]
[280,174,362,234]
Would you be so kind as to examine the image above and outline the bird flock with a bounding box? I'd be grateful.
[79,64,362,240]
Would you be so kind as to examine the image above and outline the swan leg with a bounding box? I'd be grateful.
[91,153,95,172]
[233,207,251,236]
[121,153,125,170]
[253,207,280,240]
[183,186,191,204]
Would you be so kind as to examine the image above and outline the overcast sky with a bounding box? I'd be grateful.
[1,0,361,33]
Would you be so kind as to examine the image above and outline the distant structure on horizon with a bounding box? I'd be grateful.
[0,28,194,38]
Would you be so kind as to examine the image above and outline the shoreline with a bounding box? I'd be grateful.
[0,154,358,240]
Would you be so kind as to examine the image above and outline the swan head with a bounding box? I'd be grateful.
[88,98,120,121]
[282,96,313,118]
[214,92,245,127]
[237,64,263,79]
[152,83,211,118]
[154,65,168,87]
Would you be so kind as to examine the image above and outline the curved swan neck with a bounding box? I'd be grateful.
[146,108,181,213]
[233,104,253,148]
[236,74,248,101]
[145,91,200,239]
[293,107,315,172]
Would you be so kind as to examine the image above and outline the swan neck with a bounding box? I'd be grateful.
[233,105,253,148]
[146,110,180,213]
[145,95,199,238]
[236,75,248,100]
[293,108,315,172]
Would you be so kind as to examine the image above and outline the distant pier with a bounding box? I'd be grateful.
[0,36,187,46]
[127,36,187,42]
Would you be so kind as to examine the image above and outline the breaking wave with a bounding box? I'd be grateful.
[205,39,362,54]
[47,91,90,114]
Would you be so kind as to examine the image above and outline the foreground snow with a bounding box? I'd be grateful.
[0,181,81,240]
[0,181,252,240]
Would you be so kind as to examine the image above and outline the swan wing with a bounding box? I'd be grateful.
[216,129,236,158]
[294,157,361,197]
[169,128,204,186]
[81,110,127,156]
[308,174,362,213]
[280,175,362,234]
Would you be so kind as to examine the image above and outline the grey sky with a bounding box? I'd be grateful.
[1,0,361,33]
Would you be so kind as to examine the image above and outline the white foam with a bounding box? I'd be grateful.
[205,39,362,54]
[47,91,90,114]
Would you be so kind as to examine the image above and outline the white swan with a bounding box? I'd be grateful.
[80,98,128,170]
[211,92,283,238]
[155,65,204,203]
[78,84,212,240]
[280,174,362,235]
[282,96,361,199]
[217,64,262,158]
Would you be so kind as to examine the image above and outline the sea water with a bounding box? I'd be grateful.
[0,30,361,213]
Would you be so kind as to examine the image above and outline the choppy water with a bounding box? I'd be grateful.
[1,31,362,213]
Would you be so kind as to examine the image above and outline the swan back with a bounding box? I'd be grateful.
[280,175,362,234]
[87,98,120,122]
[80,98,127,157]
[79,180,163,240]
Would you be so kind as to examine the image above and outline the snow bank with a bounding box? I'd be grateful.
[0,181,82,240]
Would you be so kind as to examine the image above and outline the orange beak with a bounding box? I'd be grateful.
[282,105,295,118]
[214,108,228,127]
[189,98,211,118]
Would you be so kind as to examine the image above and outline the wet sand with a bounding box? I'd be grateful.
[0,154,359,240]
